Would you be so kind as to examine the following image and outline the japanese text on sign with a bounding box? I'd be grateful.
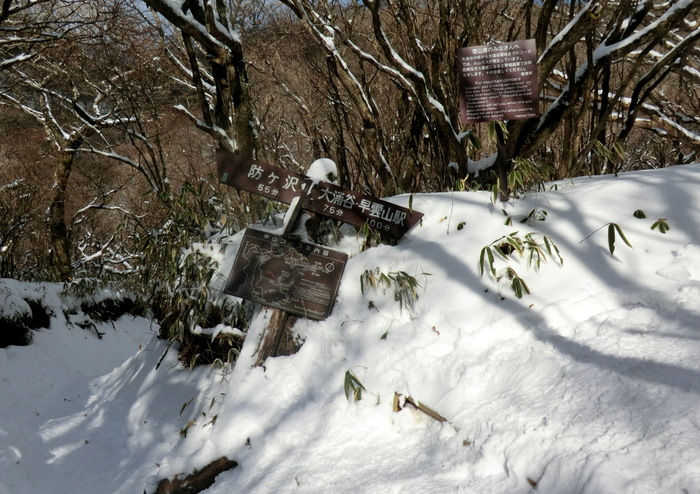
[456,39,539,123]
[224,228,347,320]
[217,152,313,205]
[217,152,423,239]
[304,182,413,238]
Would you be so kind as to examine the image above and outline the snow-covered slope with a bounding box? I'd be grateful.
[2,164,700,493]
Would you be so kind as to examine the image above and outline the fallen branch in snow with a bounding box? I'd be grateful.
[393,393,448,423]
[151,456,238,494]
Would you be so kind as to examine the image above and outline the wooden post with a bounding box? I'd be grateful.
[252,308,298,367]
[216,151,421,367]
[252,189,309,367]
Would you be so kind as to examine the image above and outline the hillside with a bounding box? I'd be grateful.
[2,164,700,493]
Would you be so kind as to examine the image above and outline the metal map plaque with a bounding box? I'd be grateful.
[224,228,348,320]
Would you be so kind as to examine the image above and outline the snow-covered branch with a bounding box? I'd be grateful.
[145,0,256,157]
[526,0,700,160]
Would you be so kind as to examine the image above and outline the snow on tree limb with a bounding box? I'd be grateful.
[527,0,700,158]
[145,0,256,157]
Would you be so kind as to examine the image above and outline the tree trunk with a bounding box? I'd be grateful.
[47,145,79,281]
[230,55,257,160]
[495,124,512,202]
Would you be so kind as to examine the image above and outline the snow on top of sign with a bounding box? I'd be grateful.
[306,158,339,185]
[6,164,700,493]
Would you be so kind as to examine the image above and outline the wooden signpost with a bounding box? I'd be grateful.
[217,151,423,239]
[216,151,423,365]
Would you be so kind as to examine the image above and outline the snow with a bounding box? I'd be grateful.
[538,1,593,65]
[306,158,339,185]
[468,153,498,175]
[0,52,32,68]
[593,0,696,63]
[3,164,700,493]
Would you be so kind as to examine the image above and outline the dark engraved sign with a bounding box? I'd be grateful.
[303,181,422,239]
[217,151,313,204]
[456,39,539,124]
[217,151,423,239]
[224,228,348,320]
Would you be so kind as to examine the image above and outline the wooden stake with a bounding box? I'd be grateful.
[253,308,298,367]
[252,187,310,367]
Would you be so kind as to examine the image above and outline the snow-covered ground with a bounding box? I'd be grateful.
[2,164,700,493]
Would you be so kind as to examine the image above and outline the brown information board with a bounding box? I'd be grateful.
[217,151,422,239]
[302,181,422,239]
[217,151,313,205]
[224,228,348,320]
[456,39,539,123]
